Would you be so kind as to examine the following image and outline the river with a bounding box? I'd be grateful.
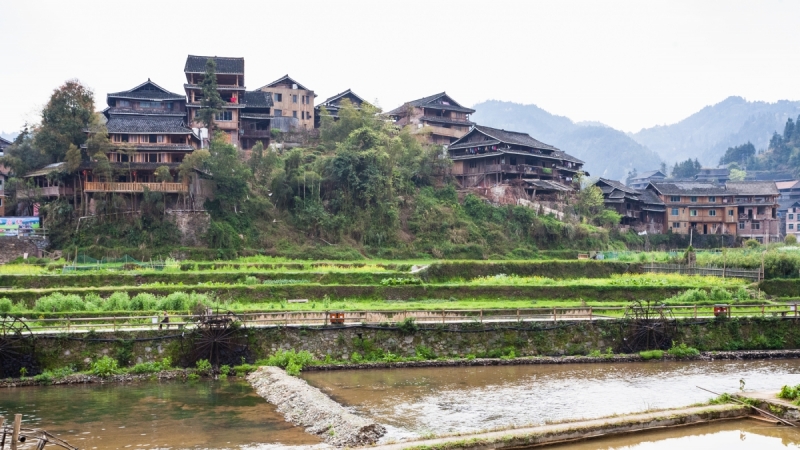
[2,359,800,449]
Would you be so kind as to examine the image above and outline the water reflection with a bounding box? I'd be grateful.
[0,380,319,449]
[302,359,800,440]
[545,419,800,449]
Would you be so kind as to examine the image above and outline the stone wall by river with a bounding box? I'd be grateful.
[30,317,800,371]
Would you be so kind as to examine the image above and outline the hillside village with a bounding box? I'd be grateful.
[1,54,799,257]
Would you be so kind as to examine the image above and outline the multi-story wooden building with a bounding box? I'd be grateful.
[184,55,246,146]
[648,181,780,241]
[594,178,665,233]
[82,79,200,197]
[258,75,316,130]
[387,93,475,145]
[628,169,666,190]
[314,89,369,128]
[240,90,273,150]
[447,125,585,192]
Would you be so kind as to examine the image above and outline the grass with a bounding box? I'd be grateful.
[456,273,747,288]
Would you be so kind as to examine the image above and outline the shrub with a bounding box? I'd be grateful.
[195,359,212,375]
[0,298,12,314]
[243,276,259,285]
[397,317,419,334]
[351,352,363,363]
[779,384,800,400]
[92,356,119,377]
[105,292,131,311]
[639,350,664,360]
[158,292,190,311]
[263,349,315,375]
[130,293,159,311]
[415,345,437,360]
[131,357,172,374]
[667,342,700,358]
[744,239,761,249]
[34,293,87,312]
[220,365,231,376]
[786,235,798,245]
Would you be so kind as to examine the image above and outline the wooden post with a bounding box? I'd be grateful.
[589,306,593,322]
[0,416,6,450]
[442,309,445,324]
[553,307,557,323]
[517,308,520,323]
[11,414,21,450]
[761,251,766,282]
[480,309,483,324]
[762,305,765,317]
[694,304,697,319]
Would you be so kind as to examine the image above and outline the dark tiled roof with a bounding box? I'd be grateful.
[633,170,667,180]
[243,91,274,109]
[525,179,573,192]
[726,181,779,196]
[184,55,244,74]
[649,181,730,196]
[639,189,665,206]
[108,80,184,102]
[259,74,311,91]
[420,116,475,126]
[319,89,368,107]
[0,136,11,147]
[106,116,193,134]
[777,199,800,211]
[463,125,562,152]
[595,178,639,195]
[387,92,475,115]
[551,150,583,165]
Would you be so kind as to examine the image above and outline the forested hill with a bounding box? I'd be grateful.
[470,100,662,181]
[630,96,800,166]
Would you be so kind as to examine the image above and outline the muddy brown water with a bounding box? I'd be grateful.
[0,380,319,449]
[301,359,800,442]
[545,419,800,449]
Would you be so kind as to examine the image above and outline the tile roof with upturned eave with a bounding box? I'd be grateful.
[107,80,185,102]
[632,170,667,180]
[640,189,665,206]
[105,107,186,118]
[184,55,244,74]
[387,92,475,115]
[450,125,563,153]
[318,89,369,108]
[243,91,274,109]
[106,116,194,134]
[258,74,312,92]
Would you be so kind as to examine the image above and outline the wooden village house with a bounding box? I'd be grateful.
[314,89,370,128]
[447,125,585,198]
[647,181,780,242]
[388,93,475,146]
[594,178,665,234]
[184,55,246,147]
[258,75,316,131]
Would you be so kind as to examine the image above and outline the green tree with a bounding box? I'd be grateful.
[719,142,756,166]
[625,168,638,186]
[34,80,95,164]
[671,158,701,178]
[154,166,173,182]
[0,127,47,176]
[195,59,224,132]
[204,132,251,216]
[575,185,605,218]
[729,168,746,181]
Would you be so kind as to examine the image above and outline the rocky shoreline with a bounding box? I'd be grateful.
[247,366,385,447]
[0,369,194,388]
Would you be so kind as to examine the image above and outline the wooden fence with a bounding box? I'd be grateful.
[642,263,762,282]
[17,304,800,333]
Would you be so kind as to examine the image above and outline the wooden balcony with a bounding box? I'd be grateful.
[84,182,188,193]
[414,125,465,139]
[242,130,271,138]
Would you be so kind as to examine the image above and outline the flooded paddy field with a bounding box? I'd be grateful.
[0,380,319,449]
[302,359,800,441]
[547,419,800,449]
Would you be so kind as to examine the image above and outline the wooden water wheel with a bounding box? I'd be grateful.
[619,300,677,352]
[0,316,36,378]
[183,310,249,368]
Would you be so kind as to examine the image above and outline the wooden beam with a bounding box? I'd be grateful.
[10,414,21,450]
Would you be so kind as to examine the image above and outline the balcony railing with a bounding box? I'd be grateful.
[242,130,271,138]
[84,182,188,193]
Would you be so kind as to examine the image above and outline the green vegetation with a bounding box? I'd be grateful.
[639,350,664,360]
[778,384,800,405]
[666,342,701,358]
[91,355,119,377]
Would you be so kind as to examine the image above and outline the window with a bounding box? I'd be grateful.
[690,196,698,202]
[709,196,716,203]
[791,224,795,230]
[753,222,761,230]
[672,222,680,228]
[671,208,679,216]
[293,111,297,118]
[791,214,795,220]
[728,210,734,216]
[670,196,680,202]
[739,222,745,230]
[469,161,477,168]
[274,109,282,117]
[690,209,698,217]
[274,93,283,102]
[292,95,298,103]
[149,135,158,143]
[709,210,717,216]
[139,101,160,109]
[118,100,130,107]
[214,111,233,121]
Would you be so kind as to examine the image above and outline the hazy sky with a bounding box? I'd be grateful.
[1,0,798,135]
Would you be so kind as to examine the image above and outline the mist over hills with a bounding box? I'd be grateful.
[470,101,662,181]
[630,96,800,166]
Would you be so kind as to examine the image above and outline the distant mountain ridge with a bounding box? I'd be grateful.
[470,101,662,181]
[629,96,800,166]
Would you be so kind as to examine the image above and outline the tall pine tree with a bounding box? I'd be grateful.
[196,59,224,134]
